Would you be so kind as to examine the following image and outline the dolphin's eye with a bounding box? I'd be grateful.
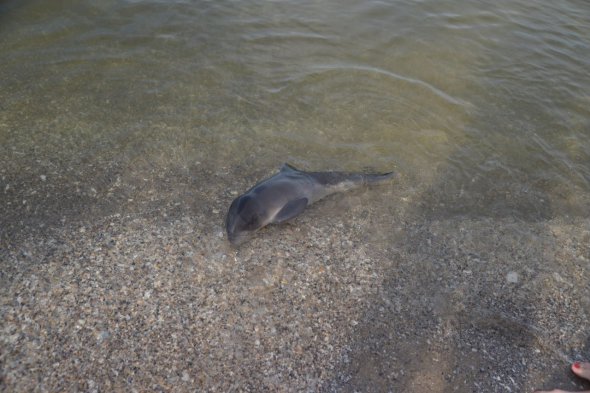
[240,210,260,230]
[233,195,262,231]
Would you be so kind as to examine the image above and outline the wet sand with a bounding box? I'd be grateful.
[1,165,589,392]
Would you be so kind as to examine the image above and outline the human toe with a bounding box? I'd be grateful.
[572,362,590,381]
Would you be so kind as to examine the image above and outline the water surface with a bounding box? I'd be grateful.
[2,1,589,226]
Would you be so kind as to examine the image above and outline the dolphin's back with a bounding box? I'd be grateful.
[308,171,394,187]
[305,170,394,203]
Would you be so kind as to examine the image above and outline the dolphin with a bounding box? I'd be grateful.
[225,163,394,245]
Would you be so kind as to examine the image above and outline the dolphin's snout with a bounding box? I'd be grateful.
[226,212,250,245]
[227,230,251,246]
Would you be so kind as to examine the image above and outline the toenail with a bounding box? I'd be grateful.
[573,362,581,369]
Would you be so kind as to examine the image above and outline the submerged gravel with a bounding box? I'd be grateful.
[1,168,589,392]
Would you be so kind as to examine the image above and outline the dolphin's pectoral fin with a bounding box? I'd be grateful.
[274,198,308,223]
[280,163,299,172]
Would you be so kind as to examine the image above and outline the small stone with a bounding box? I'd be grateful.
[182,371,190,382]
[40,175,46,181]
[506,272,519,283]
[552,272,565,283]
[97,330,110,342]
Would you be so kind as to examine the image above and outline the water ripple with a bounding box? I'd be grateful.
[281,63,472,108]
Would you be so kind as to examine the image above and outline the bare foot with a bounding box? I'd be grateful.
[535,362,590,393]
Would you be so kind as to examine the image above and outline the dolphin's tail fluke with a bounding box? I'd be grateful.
[361,171,395,185]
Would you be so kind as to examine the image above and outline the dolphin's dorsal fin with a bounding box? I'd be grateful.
[280,163,299,172]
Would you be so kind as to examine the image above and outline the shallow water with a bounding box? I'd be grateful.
[2,0,589,226]
[1,0,590,391]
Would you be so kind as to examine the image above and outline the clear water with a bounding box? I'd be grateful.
[1,0,589,234]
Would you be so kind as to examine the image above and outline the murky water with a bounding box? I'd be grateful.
[2,0,589,232]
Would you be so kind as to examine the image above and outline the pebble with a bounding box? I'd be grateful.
[506,272,519,283]
[97,330,110,342]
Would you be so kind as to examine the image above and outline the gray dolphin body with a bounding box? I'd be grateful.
[225,163,394,245]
